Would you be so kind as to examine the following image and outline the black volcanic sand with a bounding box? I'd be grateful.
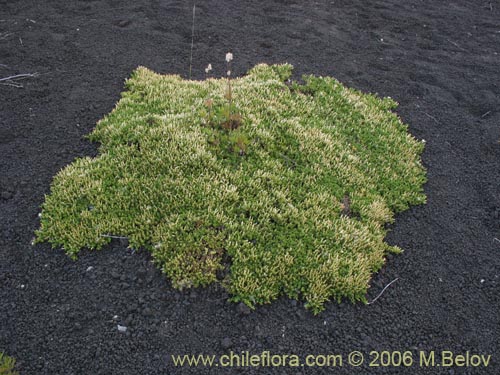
[1,1,499,374]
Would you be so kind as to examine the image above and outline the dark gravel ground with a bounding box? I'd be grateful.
[1,0,499,374]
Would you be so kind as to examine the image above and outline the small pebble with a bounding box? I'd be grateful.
[221,337,232,349]
[117,325,127,333]
[237,302,251,315]
[1,191,13,200]
[116,19,131,28]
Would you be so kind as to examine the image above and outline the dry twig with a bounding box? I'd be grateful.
[423,112,440,124]
[367,277,399,305]
[0,72,38,87]
[100,234,128,239]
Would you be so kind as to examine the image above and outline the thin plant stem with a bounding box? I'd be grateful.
[188,4,196,80]
[228,62,232,116]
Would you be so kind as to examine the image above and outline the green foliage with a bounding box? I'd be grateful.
[35,64,426,313]
[0,352,18,375]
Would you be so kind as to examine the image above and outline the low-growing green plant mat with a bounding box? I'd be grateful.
[35,64,426,313]
[0,352,19,375]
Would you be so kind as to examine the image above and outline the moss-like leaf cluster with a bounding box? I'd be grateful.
[0,352,18,375]
[35,64,426,313]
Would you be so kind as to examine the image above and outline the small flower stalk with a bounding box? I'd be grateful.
[225,52,233,106]
[221,52,241,131]
[200,52,243,154]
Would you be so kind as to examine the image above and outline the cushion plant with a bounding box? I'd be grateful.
[35,64,426,313]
